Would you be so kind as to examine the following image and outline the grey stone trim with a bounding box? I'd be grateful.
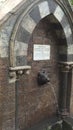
[61,15,69,29]
[53,5,64,23]
[0,46,8,57]
[64,24,72,38]
[48,0,57,13]
[16,55,27,66]
[60,15,72,44]
[63,24,72,42]
[16,26,31,43]
[29,6,41,23]
[21,14,36,34]
[20,0,72,47]
[67,45,73,54]
[0,15,17,58]
[38,1,50,19]
[14,40,28,56]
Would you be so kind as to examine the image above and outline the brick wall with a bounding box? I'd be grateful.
[0,58,15,130]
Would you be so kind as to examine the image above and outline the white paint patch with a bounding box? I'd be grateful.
[15,41,28,56]
[22,15,36,33]
[0,46,8,57]
[64,24,72,38]
[33,44,50,61]
[38,1,50,18]
[54,5,64,22]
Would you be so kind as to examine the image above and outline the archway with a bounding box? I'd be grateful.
[10,0,73,67]
[15,14,64,129]
[9,0,73,129]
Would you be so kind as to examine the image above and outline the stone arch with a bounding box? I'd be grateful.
[10,0,73,67]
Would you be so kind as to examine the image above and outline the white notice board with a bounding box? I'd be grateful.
[33,44,50,61]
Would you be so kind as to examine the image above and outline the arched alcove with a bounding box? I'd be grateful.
[8,1,73,129]
[9,0,73,67]
[13,14,67,67]
[16,14,61,129]
[0,1,73,130]
[11,13,72,130]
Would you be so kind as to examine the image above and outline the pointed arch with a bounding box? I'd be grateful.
[10,0,73,66]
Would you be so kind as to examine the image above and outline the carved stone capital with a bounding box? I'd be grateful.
[58,62,73,72]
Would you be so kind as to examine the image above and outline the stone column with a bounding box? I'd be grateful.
[58,62,72,117]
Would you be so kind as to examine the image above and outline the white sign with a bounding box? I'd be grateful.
[33,45,50,61]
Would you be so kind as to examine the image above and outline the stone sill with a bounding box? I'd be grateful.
[9,66,31,83]
[9,66,31,71]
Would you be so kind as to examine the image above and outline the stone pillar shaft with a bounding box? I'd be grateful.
[58,62,72,117]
